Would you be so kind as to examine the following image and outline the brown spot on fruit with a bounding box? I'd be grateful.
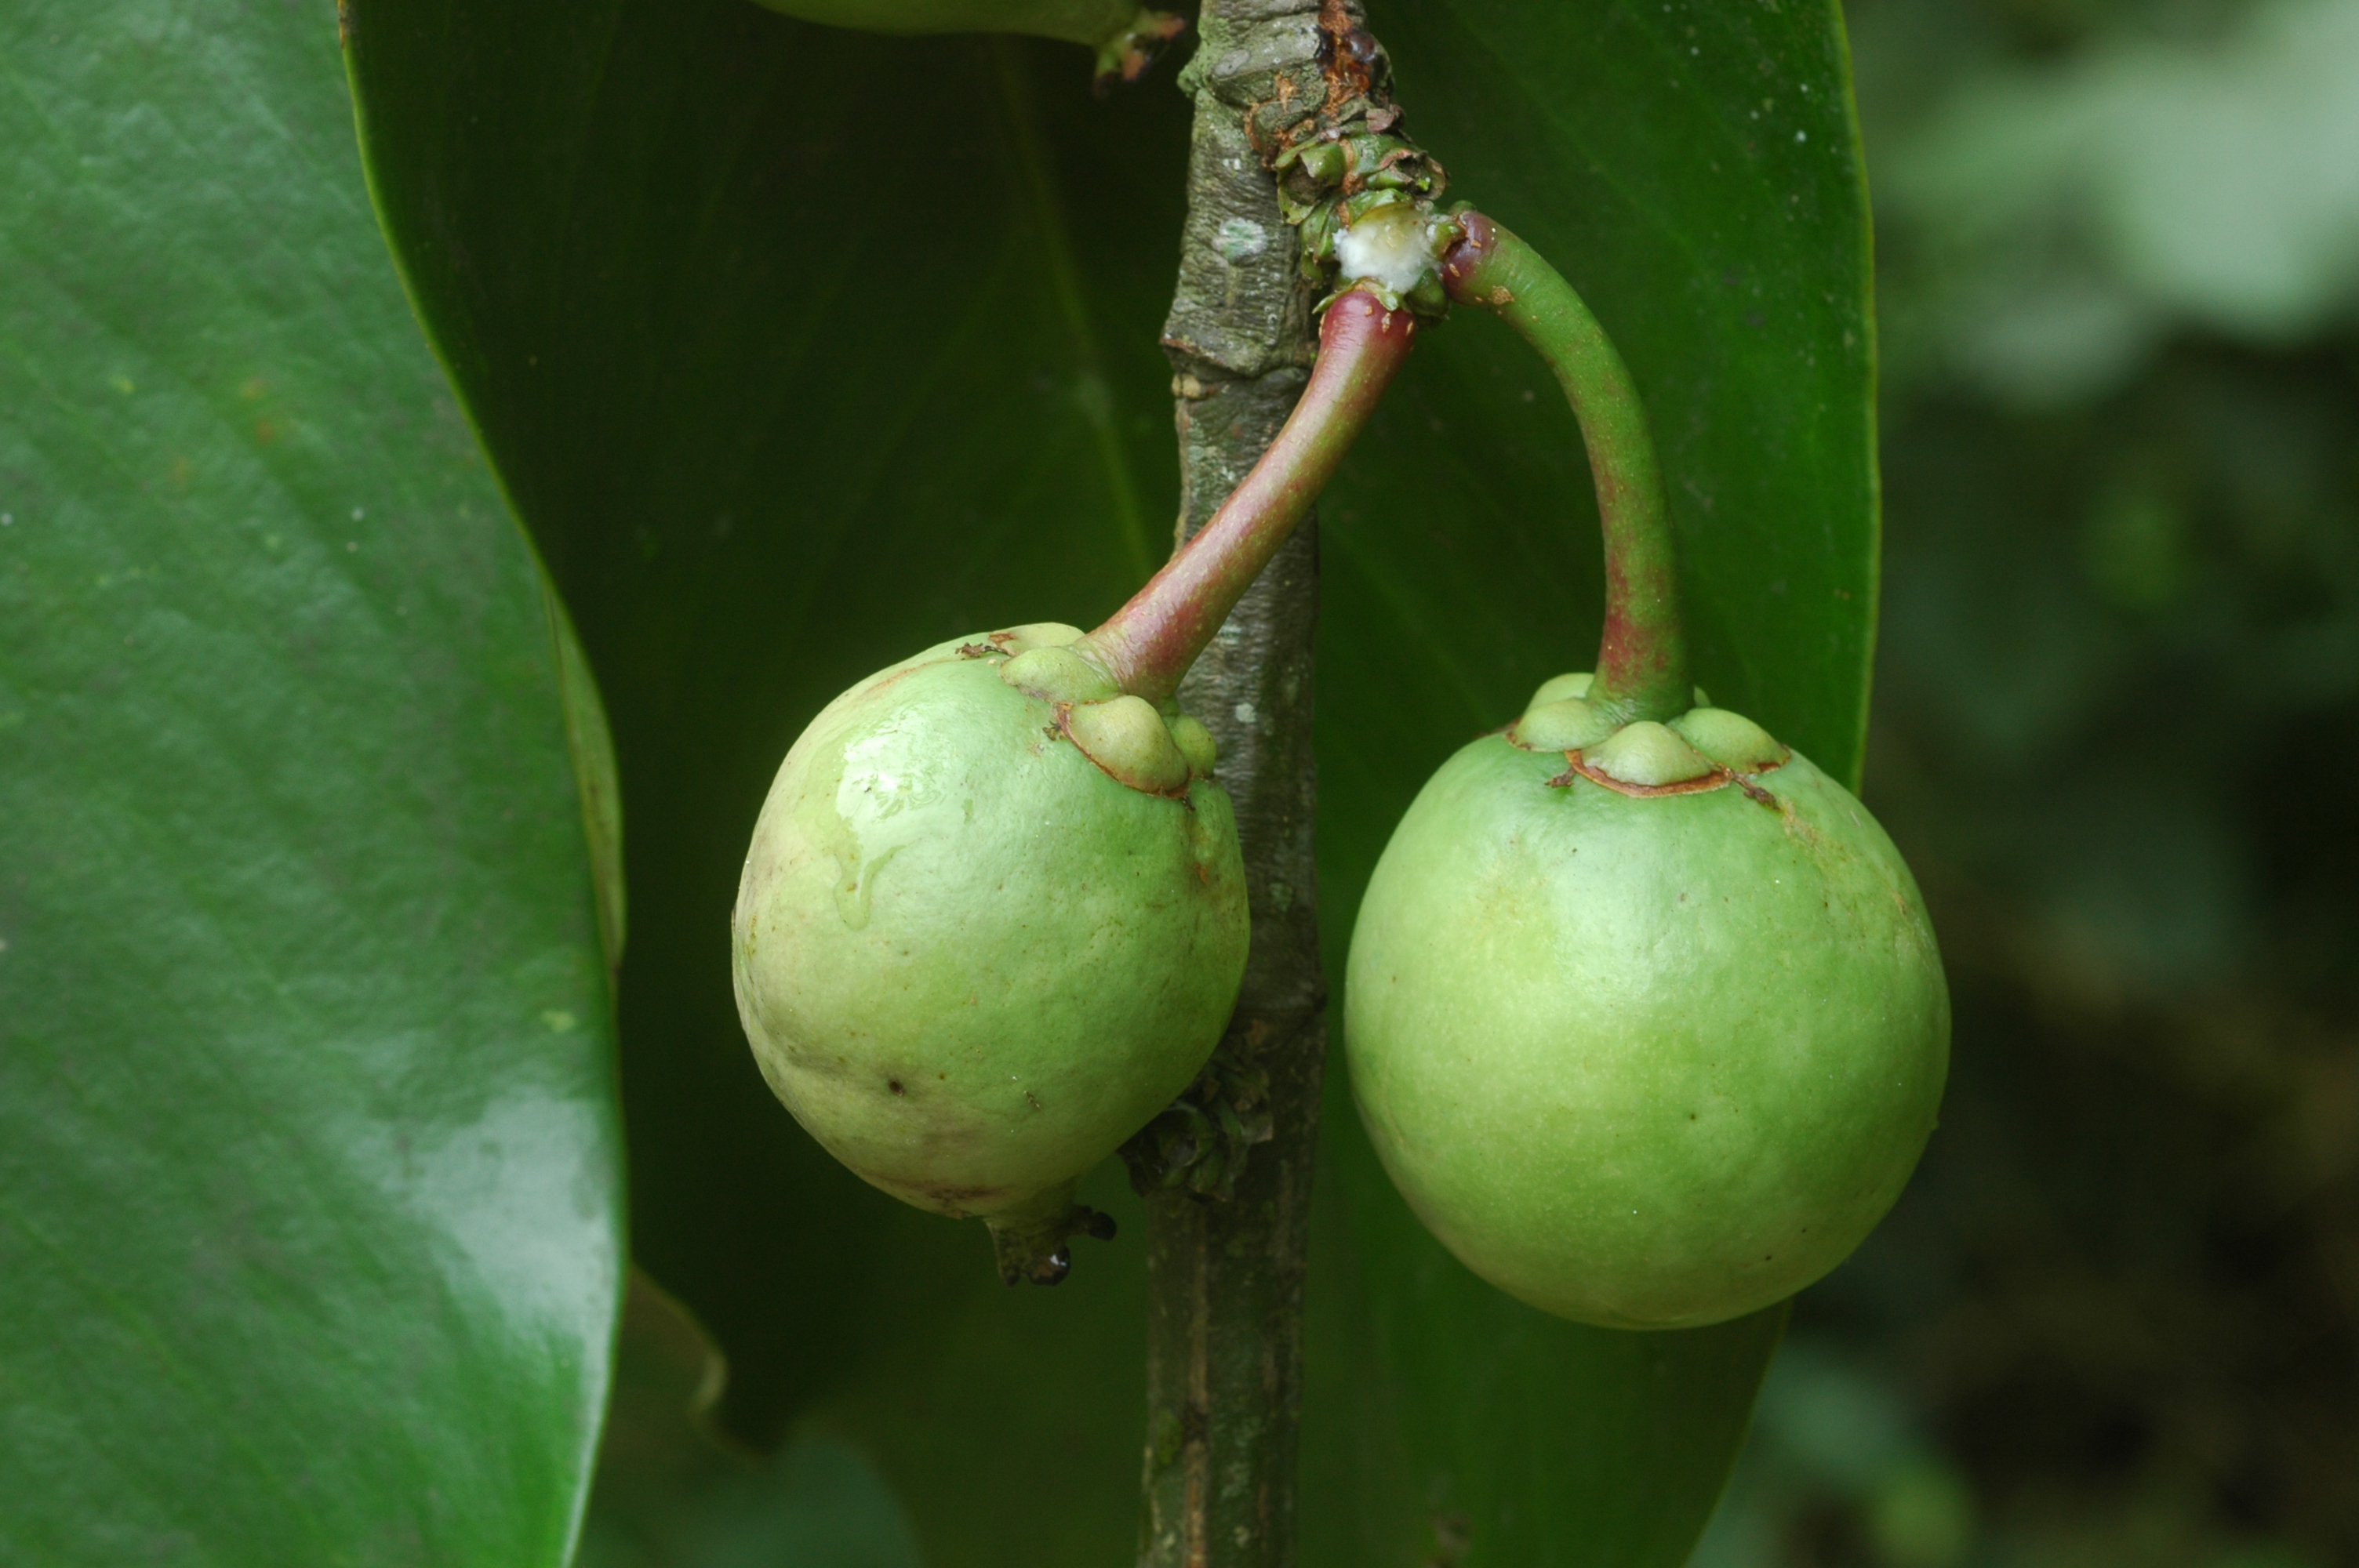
[888,1078,905,1095]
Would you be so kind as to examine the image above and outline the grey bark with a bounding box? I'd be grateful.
[1136,2,1354,1563]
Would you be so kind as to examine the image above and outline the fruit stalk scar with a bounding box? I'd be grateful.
[1441,211,1691,724]
[1074,285,1417,706]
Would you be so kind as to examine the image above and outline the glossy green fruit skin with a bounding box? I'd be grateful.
[1344,735,1949,1330]
[732,634,1247,1222]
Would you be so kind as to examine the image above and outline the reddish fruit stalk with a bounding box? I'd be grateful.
[1079,285,1418,706]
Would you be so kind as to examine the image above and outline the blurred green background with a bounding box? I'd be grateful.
[576,0,2359,1563]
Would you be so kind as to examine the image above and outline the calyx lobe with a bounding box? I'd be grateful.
[1507,670,1790,797]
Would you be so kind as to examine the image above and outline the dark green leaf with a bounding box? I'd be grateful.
[578,1271,928,1568]
[0,2,625,1560]
[343,0,1876,1561]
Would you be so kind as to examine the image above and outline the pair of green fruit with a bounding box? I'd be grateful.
[731,206,1949,1327]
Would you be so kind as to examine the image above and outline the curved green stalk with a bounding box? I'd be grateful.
[1078,285,1418,706]
[1442,212,1690,721]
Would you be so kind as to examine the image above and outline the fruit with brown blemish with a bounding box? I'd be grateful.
[732,622,1245,1283]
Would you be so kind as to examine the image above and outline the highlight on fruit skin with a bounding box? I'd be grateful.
[1343,677,1950,1329]
[730,622,1248,1285]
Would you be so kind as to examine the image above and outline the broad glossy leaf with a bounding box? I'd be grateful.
[347,11,1176,1560]
[344,0,1878,1562]
[0,2,625,1560]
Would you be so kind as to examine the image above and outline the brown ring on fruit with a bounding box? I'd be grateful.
[1544,751,1788,798]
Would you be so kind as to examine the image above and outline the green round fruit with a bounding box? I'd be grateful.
[751,0,1117,38]
[1343,683,1948,1329]
[732,623,1248,1279]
